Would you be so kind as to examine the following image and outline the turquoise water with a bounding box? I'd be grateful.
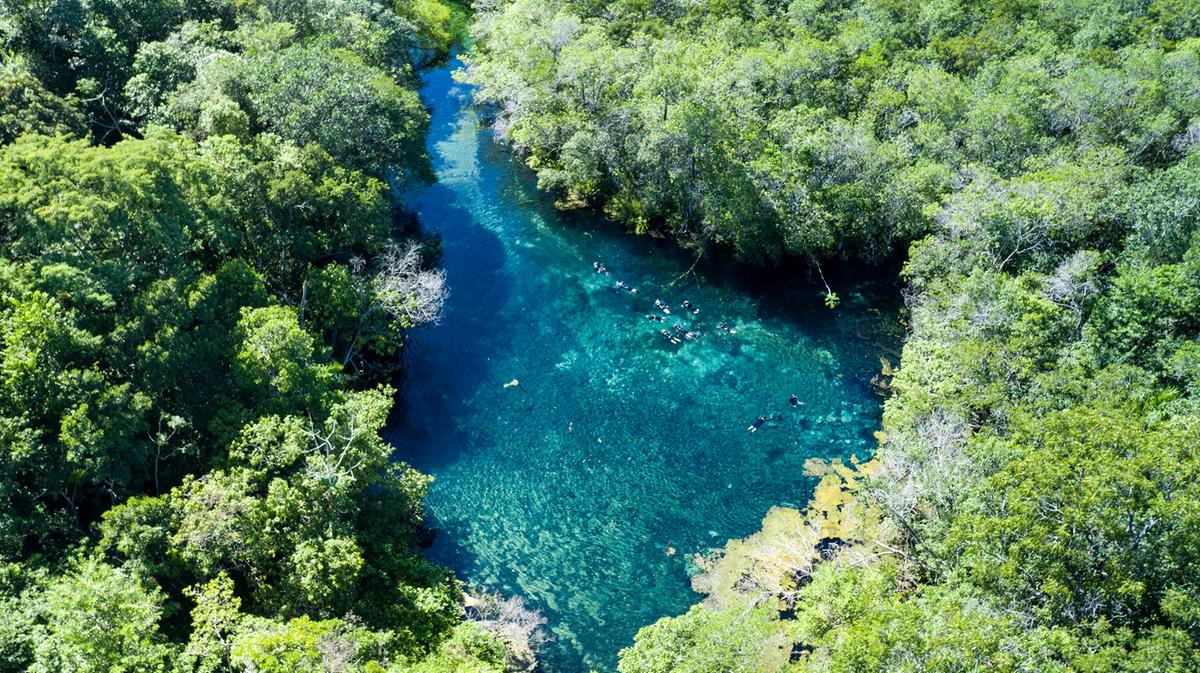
[386,58,900,672]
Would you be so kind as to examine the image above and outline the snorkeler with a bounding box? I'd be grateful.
[654,299,671,315]
[593,261,611,276]
[681,300,699,314]
[789,393,801,408]
[615,280,637,294]
[716,322,737,334]
[661,329,682,345]
[747,415,768,433]
[646,314,666,323]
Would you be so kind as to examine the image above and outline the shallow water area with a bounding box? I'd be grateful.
[386,57,900,673]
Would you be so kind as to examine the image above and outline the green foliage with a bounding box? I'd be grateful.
[465,0,1200,267]
[29,559,175,673]
[947,409,1200,629]
[0,2,501,673]
[242,44,430,179]
[178,573,241,673]
[405,622,508,673]
[229,616,392,673]
[0,59,85,144]
[618,602,793,673]
[233,305,336,407]
[784,562,1197,673]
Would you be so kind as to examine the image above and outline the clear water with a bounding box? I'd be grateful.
[386,58,900,673]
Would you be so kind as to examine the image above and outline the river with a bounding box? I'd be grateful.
[385,57,900,672]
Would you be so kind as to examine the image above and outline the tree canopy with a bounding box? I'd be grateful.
[0,1,509,672]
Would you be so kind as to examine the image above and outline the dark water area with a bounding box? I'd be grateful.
[385,57,902,673]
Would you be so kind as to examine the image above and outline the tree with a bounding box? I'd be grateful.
[304,243,446,375]
[0,60,85,144]
[244,45,430,180]
[948,407,1200,628]
[29,559,175,673]
[179,573,242,673]
[618,602,792,673]
[233,305,337,411]
[229,616,391,673]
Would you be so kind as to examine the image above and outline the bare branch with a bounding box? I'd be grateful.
[373,242,447,327]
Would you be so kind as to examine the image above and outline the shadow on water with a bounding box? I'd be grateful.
[384,186,513,439]
[386,55,902,673]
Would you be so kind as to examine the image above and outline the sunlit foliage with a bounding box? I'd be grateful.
[0,1,499,672]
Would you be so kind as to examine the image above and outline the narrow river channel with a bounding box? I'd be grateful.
[385,56,900,673]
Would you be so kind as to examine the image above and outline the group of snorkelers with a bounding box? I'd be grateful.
[659,322,700,345]
[648,309,737,347]
[747,393,805,432]
[652,306,702,346]
[596,261,639,294]
[650,297,700,317]
[592,261,802,435]
[596,261,733,341]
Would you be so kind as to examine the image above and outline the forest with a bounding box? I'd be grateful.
[0,1,534,672]
[463,0,1200,671]
[2,0,1200,672]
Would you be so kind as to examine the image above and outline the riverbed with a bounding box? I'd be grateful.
[385,57,899,672]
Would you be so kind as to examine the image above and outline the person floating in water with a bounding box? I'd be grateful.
[681,300,699,314]
[661,329,682,345]
[747,415,768,432]
[654,298,671,314]
[789,393,801,408]
[646,314,666,323]
[668,323,698,341]
[593,261,610,276]
[615,280,638,294]
[716,322,737,334]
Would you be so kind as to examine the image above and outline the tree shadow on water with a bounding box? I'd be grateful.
[386,181,513,472]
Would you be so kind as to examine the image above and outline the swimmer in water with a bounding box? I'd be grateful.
[789,393,800,408]
[654,299,671,315]
[661,329,682,345]
[681,300,699,314]
[716,322,737,335]
[747,415,767,433]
